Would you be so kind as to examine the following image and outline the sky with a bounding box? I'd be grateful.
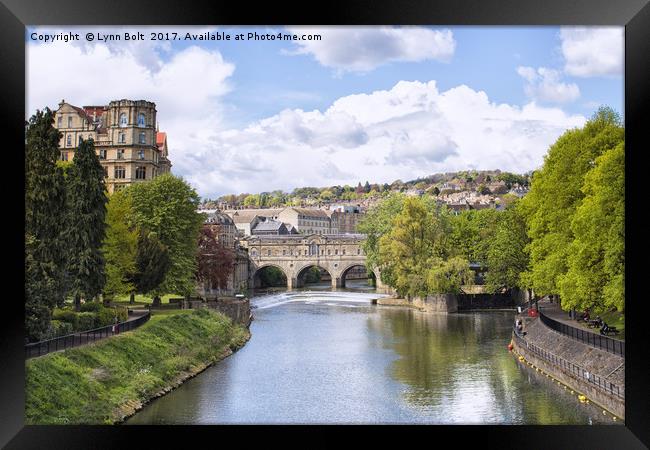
[26,26,624,199]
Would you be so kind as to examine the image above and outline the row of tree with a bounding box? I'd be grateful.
[358,107,624,315]
[25,109,211,341]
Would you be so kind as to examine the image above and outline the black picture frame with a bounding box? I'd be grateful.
[2,0,648,448]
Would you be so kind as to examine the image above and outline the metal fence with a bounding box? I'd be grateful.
[512,328,624,400]
[25,311,151,359]
[538,310,624,357]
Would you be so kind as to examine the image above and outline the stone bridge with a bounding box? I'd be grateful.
[241,233,388,290]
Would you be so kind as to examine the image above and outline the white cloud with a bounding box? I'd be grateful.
[183,80,586,198]
[517,66,580,103]
[27,29,236,187]
[27,30,587,200]
[284,26,456,73]
[560,27,623,77]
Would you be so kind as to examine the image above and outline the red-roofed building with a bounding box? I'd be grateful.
[156,131,172,174]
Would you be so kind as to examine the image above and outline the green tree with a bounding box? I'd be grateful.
[132,230,171,303]
[426,256,474,294]
[64,137,108,310]
[197,226,235,295]
[127,174,204,297]
[377,197,452,298]
[485,203,530,293]
[520,106,624,298]
[25,109,68,340]
[558,143,625,312]
[243,194,259,207]
[102,190,138,301]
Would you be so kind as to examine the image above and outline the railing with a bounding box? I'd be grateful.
[25,311,151,359]
[538,310,624,357]
[512,329,624,400]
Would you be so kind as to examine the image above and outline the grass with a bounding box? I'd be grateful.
[111,293,179,305]
[26,309,249,424]
[575,309,625,341]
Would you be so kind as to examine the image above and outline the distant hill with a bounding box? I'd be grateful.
[199,169,531,210]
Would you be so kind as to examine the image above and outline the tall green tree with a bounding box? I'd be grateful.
[520,106,624,298]
[102,190,138,301]
[64,138,108,310]
[558,143,625,312]
[132,230,171,303]
[25,109,67,340]
[127,174,204,297]
[485,203,530,293]
[377,197,453,298]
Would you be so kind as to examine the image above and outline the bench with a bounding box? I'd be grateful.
[600,326,619,336]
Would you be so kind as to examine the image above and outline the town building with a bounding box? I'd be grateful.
[252,219,290,236]
[53,99,172,194]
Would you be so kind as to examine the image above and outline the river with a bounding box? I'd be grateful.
[126,284,614,425]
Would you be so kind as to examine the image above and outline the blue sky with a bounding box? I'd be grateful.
[27,26,623,198]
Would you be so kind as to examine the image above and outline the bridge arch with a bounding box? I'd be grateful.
[252,264,289,289]
[338,263,376,288]
[294,263,333,289]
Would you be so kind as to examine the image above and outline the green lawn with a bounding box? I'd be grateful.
[575,309,625,341]
[111,294,180,305]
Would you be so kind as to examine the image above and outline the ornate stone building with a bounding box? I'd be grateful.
[53,99,172,193]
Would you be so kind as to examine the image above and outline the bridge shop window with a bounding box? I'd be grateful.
[328,250,331,255]
[335,249,338,255]
[357,248,361,255]
[251,249,257,257]
[267,249,271,256]
[342,249,346,255]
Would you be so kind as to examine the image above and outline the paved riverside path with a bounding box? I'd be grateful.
[536,298,624,342]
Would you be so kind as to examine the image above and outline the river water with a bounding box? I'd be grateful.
[126,284,615,425]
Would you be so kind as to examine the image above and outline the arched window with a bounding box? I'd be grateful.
[138,113,146,127]
[119,113,127,127]
[251,249,257,257]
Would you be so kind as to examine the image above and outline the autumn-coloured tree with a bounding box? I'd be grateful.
[197,227,235,295]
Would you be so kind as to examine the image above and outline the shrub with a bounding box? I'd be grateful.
[79,302,103,313]
[52,309,79,328]
[96,307,128,327]
[76,312,97,331]
[46,320,74,339]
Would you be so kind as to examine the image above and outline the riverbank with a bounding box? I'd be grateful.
[511,313,624,421]
[25,309,250,425]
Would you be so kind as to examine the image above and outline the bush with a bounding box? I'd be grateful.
[52,309,78,328]
[79,302,103,313]
[46,320,74,339]
[96,307,128,327]
[76,312,97,331]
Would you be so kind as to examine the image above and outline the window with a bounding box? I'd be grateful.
[60,151,68,161]
[117,149,124,159]
[342,249,346,255]
[102,166,108,178]
[66,135,71,147]
[119,113,127,127]
[114,166,125,179]
[119,132,125,143]
[135,166,146,180]
[138,149,145,160]
[357,248,361,255]
[99,149,107,159]
[57,117,62,127]
[139,132,146,144]
[335,249,338,255]
[138,113,146,127]
[267,249,271,256]
[67,117,72,128]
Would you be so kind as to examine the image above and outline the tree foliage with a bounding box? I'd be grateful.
[102,190,138,299]
[25,109,68,339]
[558,142,625,312]
[197,226,235,292]
[519,106,624,298]
[126,174,204,296]
[64,138,108,308]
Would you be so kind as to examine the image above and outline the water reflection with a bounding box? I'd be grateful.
[126,290,616,425]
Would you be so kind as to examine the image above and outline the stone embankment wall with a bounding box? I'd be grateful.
[457,293,517,310]
[377,291,524,313]
[206,299,252,327]
[512,316,625,419]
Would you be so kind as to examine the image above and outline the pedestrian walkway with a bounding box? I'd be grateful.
[537,299,623,342]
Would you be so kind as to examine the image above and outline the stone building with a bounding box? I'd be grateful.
[277,207,332,235]
[251,219,290,236]
[53,99,172,194]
